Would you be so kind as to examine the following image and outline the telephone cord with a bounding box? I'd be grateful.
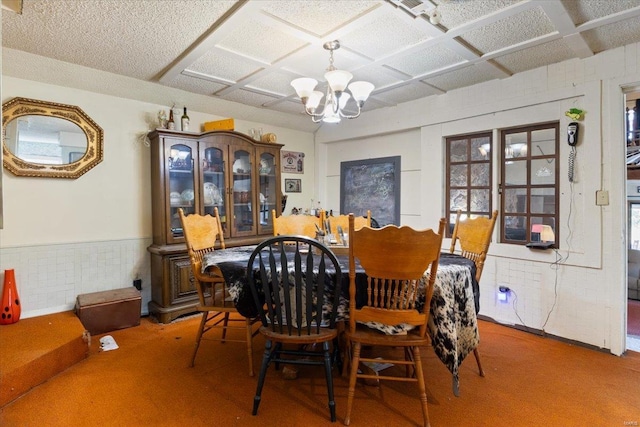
[568,146,576,182]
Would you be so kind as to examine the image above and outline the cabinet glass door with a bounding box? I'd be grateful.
[202,145,227,235]
[167,142,196,242]
[231,148,255,236]
[257,149,278,234]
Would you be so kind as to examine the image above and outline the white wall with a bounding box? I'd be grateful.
[0,75,314,318]
[317,41,640,355]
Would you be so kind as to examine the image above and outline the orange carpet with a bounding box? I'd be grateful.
[1,314,639,426]
[0,311,89,407]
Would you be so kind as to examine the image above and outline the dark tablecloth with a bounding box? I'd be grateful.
[203,245,479,395]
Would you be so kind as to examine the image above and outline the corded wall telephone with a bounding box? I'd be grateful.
[567,122,579,146]
[567,122,579,182]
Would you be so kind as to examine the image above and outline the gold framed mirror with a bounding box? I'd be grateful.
[2,97,103,179]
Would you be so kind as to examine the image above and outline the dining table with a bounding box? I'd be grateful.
[202,244,480,396]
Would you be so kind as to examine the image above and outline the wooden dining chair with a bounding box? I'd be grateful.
[178,208,259,376]
[247,235,343,422]
[272,209,322,239]
[343,215,446,427]
[321,211,371,239]
[449,209,498,377]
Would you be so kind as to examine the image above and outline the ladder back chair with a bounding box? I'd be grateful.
[272,209,322,239]
[344,215,446,427]
[321,211,371,243]
[449,209,498,377]
[178,208,259,376]
[247,235,343,422]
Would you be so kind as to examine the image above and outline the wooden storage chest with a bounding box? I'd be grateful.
[75,287,141,335]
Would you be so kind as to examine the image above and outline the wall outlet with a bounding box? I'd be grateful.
[133,279,142,291]
[497,286,510,303]
[596,190,609,206]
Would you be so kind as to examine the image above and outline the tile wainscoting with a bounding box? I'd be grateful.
[0,238,152,319]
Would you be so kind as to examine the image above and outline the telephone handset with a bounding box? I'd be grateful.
[567,122,579,146]
[567,122,579,182]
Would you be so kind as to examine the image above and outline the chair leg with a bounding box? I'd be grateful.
[190,312,208,367]
[253,339,273,416]
[344,342,361,426]
[341,339,351,378]
[473,348,485,377]
[411,346,431,427]
[322,341,337,422]
[221,312,230,342]
[246,317,254,377]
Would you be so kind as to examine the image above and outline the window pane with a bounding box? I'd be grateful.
[505,159,527,185]
[471,163,489,186]
[500,122,558,246]
[531,159,555,185]
[504,188,527,213]
[506,132,527,159]
[450,139,467,162]
[504,215,526,241]
[532,128,556,157]
[470,189,490,211]
[450,164,467,186]
[471,136,490,161]
[531,188,555,214]
[446,132,492,238]
[450,189,467,211]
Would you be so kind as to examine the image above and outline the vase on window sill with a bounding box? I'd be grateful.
[1,269,21,325]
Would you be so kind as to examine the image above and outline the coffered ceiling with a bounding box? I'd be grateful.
[3,0,640,131]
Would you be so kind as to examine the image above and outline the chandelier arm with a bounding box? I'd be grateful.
[338,101,363,120]
[302,106,327,122]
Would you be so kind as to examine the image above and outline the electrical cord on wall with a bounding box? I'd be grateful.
[509,155,576,334]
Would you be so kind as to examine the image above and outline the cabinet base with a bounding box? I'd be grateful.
[148,300,198,324]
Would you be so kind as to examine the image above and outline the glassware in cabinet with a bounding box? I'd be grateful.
[257,148,278,234]
[201,145,227,233]
[231,148,255,236]
[167,141,197,243]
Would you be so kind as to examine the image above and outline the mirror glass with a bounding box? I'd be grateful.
[2,97,103,179]
[4,115,87,165]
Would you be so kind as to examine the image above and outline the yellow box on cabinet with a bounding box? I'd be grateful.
[204,118,234,131]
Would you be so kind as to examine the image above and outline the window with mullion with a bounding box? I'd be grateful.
[500,122,559,246]
[445,132,492,236]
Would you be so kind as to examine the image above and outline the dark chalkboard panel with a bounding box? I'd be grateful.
[340,156,400,226]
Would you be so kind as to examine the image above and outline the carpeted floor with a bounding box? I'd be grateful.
[629,299,640,337]
[1,315,639,426]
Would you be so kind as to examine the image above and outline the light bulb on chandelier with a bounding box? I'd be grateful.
[291,40,375,124]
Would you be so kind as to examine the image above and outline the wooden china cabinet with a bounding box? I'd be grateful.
[147,129,283,323]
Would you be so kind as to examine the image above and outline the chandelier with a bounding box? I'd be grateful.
[290,41,375,124]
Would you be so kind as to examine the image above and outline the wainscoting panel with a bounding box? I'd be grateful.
[0,238,152,319]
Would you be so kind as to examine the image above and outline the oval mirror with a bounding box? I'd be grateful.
[2,97,103,179]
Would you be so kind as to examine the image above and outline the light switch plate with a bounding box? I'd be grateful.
[596,190,609,206]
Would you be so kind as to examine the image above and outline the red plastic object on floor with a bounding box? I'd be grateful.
[1,269,21,324]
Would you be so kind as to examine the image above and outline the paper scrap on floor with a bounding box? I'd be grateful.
[362,357,394,372]
[99,335,119,351]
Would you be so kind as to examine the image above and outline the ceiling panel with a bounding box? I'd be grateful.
[3,0,640,130]
[493,39,575,75]
[460,6,555,54]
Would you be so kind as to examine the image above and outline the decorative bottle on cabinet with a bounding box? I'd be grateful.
[181,107,189,132]
[167,109,175,130]
[1,269,21,325]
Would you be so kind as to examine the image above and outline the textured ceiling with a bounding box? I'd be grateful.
[3,0,640,130]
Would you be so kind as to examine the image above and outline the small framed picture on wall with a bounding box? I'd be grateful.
[282,151,304,174]
[285,178,301,193]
